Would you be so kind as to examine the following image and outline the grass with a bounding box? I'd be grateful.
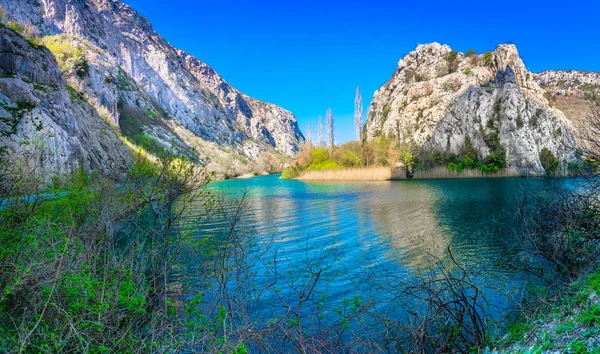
[499,269,600,353]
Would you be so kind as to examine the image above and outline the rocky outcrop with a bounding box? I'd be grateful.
[535,70,600,97]
[0,0,303,164]
[0,25,131,179]
[366,43,578,174]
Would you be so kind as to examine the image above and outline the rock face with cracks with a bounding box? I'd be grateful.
[366,43,578,174]
[0,25,131,180]
[0,0,304,180]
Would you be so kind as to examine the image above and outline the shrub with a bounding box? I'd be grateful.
[465,49,476,57]
[463,67,473,76]
[539,147,559,175]
[415,73,428,82]
[280,167,299,179]
[544,91,557,106]
[446,50,459,73]
[41,36,89,77]
[442,78,461,92]
[516,115,524,128]
[483,52,494,68]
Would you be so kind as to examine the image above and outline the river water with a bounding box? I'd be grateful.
[182,174,537,346]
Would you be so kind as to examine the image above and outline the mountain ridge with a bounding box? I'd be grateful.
[365,42,578,174]
[0,0,304,179]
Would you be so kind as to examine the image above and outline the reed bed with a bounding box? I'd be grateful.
[401,166,524,180]
[298,166,528,181]
[298,167,392,181]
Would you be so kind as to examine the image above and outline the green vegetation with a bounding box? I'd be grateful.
[483,51,494,68]
[119,106,174,159]
[544,90,557,106]
[465,49,476,57]
[539,147,560,175]
[0,152,216,352]
[516,114,524,128]
[41,35,89,77]
[446,50,459,73]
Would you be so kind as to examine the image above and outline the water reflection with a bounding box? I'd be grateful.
[195,175,532,320]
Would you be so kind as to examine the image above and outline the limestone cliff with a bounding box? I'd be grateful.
[0,0,304,179]
[0,25,131,179]
[366,43,578,174]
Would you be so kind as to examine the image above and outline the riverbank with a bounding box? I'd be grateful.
[295,166,527,181]
[498,269,600,353]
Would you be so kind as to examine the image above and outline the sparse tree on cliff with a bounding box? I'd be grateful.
[326,108,334,150]
[354,86,363,141]
[317,115,324,147]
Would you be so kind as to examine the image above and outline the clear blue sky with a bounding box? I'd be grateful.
[123,0,600,144]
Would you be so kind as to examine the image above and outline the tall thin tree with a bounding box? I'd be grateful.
[306,124,312,146]
[317,115,324,147]
[326,108,334,150]
[354,86,363,141]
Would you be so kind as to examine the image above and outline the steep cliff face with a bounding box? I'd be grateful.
[0,25,131,179]
[366,43,578,174]
[0,0,303,163]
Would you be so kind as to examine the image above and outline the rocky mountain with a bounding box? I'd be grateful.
[0,25,131,179]
[366,43,578,174]
[0,0,304,179]
[535,70,600,97]
[532,70,600,153]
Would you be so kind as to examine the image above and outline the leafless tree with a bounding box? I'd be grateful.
[354,86,363,141]
[306,123,312,146]
[317,115,324,147]
[326,108,334,151]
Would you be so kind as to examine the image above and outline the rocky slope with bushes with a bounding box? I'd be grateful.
[366,43,579,175]
[534,70,600,148]
[0,25,131,181]
[0,0,304,179]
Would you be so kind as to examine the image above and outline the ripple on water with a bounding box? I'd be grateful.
[190,174,536,321]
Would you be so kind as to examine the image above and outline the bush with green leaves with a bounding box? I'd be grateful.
[539,147,559,175]
[483,51,494,68]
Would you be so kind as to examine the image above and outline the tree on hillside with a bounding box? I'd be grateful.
[326,108,334,151]
[354,86,363,141]
[317,115,324,147]
[306,123,312,145]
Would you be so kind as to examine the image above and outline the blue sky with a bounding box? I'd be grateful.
[123,0,600,144]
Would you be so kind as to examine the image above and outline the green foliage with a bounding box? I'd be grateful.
[578,304,600,327]
[119,106,176,159]
[516,115,524,128]
[567,339,588,354]
[280,167,299,179]
[463,67,473,76]
[144,109,159,119]
[539,147,559,175]
[446,50,459,73]
[41,35,89,77]
[465,49,476,57]
[483,51,494,68]
[544,90,557,106]
[507,319,530,342]
[553,128,562,138]
[6,22,24,36]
